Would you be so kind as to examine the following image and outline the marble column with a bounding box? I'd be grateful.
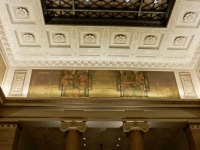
[185,123,200,150]
[0,123,20,150]
[60,121,86,150]
[123,122,149,150]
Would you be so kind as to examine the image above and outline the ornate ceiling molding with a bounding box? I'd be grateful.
[174,37,186,46]
[144,36,157,45]
[0,0,200,69]
[53,34,65,43]
[183,12,196,23]
[15,7,29,19]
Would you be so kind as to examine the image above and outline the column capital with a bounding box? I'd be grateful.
[60,121,86,132]
[184,123,200,134]
[123,122,149,132]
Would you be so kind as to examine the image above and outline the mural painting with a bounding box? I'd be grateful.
[119,71,149,97]
[28,70,89,97]
[28,70,61,97]
[28,70,180,98]
[89,70,120,97]
[147,71,180,98]
[60,70,89,97]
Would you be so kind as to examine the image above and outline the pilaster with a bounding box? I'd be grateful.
[0,123,20,150]
[185,123,200,150]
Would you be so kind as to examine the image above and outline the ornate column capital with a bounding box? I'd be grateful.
[60,121,86,132]
[184,123,200,134]
[123,122,149,132]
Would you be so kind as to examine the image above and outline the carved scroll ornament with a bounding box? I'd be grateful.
[179,72,196,98]
[60,121,86,132]
[123,122,149,132]
[9,70,26,96]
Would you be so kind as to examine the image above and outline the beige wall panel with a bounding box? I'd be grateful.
[0,53,6,86]
[191,129,200,150]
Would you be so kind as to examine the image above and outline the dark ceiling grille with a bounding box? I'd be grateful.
[41,0,175,27]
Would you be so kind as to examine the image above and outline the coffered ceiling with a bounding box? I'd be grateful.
[0,0,200,69]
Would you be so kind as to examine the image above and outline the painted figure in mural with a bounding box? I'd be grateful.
[60,70,88,97]
[79,71,88,85]
[60,70,74,86]
[120,71,149,97]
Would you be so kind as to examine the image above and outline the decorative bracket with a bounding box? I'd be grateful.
[60,121,86,132]
[123,122,149,132]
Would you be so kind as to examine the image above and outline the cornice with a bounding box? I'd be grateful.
[4,96,200,103]
[4,98,200,105]
[1,106,200,110]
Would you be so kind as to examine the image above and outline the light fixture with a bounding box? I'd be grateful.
[126,0,129,2]
[83,138,86,140]
[117,144,119,147]
[118,138,121,140]
[84,144,86,146]
[100,143,103,150]
[154,0,158,3]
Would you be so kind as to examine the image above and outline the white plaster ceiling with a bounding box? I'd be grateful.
[0,0,200,69]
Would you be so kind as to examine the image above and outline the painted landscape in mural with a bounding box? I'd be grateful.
[28,70,180,98]
[28,70,61,97]
[89,70,120,97]
[147,71,180,98]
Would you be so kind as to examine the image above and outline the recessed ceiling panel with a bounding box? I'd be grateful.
[41,0,175,27]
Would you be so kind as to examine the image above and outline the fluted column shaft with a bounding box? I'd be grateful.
[60,121,86,150]
[65,130,80,150]
[123,122,149,150]
[129,130,144,150]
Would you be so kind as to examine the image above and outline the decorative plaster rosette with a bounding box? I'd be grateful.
[53,34,65,43]
[114,35,126,44]
[23,33,35,43]
[123,122,149,132]
[85,34,96,43]
[183,12,196,23]
[144,36,156,45]
[174,37,186,46]
[60,121,86,132]
[15,7,29,19]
